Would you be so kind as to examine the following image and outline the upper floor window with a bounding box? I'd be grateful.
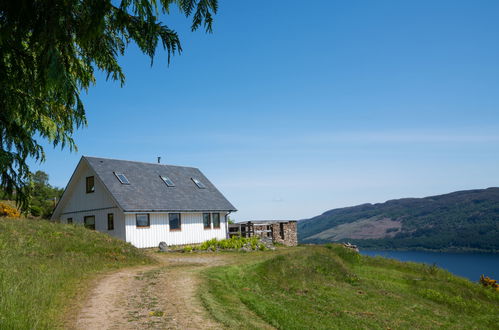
[107,213,114,230]
[191,178,206,189]
[160,175,175,187]
[84,215,95,230]
[212,213,220,229]
[169,213,181,231]
[136,214,150,228]
[86,176,95,193]
[114,172,130,184]
[203,213,211,229]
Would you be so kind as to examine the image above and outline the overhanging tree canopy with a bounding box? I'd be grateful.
[0,0,217,210]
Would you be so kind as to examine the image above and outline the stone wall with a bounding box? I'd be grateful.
[229,221,298,246]
[270,222,297,246]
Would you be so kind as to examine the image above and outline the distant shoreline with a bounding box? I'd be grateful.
[299,242,499,254]
[358,247,499,254]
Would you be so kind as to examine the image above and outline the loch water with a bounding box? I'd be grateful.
[360,250,499,282]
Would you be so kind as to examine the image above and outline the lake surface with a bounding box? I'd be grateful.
[360,250,499,282]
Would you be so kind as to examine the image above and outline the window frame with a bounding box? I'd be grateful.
[203,213,212,229]
[212,213,220,229]
[114,172,130,185]
[67,217,73,224]
[160,175,175,187]
[136,213,150,228]
[169,213,181,231]
[84,215,95,230]
[191,178,206,189]
[107,213,114,231]
[86,176,95,193]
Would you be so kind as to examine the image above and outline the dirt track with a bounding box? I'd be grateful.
[74,253,229,329]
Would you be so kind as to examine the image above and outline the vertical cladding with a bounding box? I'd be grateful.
[125,212,228,248]
[59,162,117,214]
[61,208,126,241]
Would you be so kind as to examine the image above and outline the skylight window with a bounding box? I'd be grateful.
[160,175,175,187]
[191,178,206,189]
[114,172,130,184]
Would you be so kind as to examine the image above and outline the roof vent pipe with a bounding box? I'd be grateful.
[157,156,161,164]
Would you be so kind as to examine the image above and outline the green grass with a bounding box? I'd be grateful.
[0,218,153,329]
[200,244,499,329]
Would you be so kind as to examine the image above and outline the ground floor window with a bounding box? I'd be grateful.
[108,213,114,230]
[212,213,220,229]
[203,213,211,229]
[169,213,181,230]
[67,217,73,224]
[84,216,95,230]
[136,214,150,227]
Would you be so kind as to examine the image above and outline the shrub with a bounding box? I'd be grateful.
[480,275,499,291]
[0,202,21,218]
[183,245,194,253]
[197,236,267,251]
[30,205,43,217]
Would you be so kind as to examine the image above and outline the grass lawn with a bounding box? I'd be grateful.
[200,245,499,329]
[0,218,153,329]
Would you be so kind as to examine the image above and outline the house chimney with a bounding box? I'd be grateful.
[157,156,161,164]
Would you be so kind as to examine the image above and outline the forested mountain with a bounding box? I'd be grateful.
[298,188,499,252]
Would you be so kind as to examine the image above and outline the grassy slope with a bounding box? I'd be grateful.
[0,218,153,329]
[200,245,499,329]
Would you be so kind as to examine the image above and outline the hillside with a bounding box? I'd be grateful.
[298,187,499,252]
[201,245,499,328]
[0,218,153,329]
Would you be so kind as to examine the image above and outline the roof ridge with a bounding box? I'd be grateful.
[83,155,199,170]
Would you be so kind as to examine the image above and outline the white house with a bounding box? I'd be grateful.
[51,156,237,248]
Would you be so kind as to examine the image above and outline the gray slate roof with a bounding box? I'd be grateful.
[84,156,237,212]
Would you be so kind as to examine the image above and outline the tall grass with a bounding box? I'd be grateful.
[0,218,152,329]
[201,244,499,329]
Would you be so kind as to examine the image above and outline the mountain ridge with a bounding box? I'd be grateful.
[298,187,499,252]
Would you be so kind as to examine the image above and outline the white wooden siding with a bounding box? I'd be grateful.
[61,162,117,212]
[62,208,126,241]
[125,212,228,248]
[54,160,125,241]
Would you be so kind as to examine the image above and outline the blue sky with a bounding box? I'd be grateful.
[32,0,499,220]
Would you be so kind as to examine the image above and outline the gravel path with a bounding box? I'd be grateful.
[73,253,230,329]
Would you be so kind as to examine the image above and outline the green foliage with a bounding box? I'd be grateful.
[0,0,217,210]
[299,188,499,252]
[29,205,43,217]
[185,236,267,252]
[201,245,499,329]
[29,171,63,218]
[0,218,152,328]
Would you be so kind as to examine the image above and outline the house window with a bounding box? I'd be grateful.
[169,213,181,231]
[84,216,95,230]
[107,213,114,230]
[86,176,95,193]
[212,213,220,229]
[191,178,206,189]
[67,218,73,224]
[203,213,211,229]
[114,172,130,184]
[136,214,150,228]
[160,175,175,187]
